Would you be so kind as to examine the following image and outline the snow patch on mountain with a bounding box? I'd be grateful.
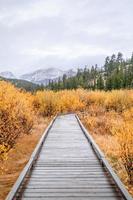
[20,68,76,85]
[0,71,16,79]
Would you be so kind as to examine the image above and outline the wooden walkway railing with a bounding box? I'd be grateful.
[6,114,132,200]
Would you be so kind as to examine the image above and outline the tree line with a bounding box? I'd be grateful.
[47,52,133,90]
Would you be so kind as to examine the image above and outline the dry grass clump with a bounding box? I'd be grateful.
[0,81,35,160]
[0,82,133,196]
[57,90,84,113]
[112,122,133,184]
[79,106,119,135]
[104,90,133,112]
[33,88,133,193]
[78,90,133,195]
[34,90,58,116]
[33,88,133,116]
[0,117,49,200]
[34,90,84,115]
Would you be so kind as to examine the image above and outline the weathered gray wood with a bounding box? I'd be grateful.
[21,193,121,197]
[20,198,122,200]
[5,116,57,200]
[23,188,118,193]
[6,114,132,200]
[23,185,117,189]
[23,182,116,187]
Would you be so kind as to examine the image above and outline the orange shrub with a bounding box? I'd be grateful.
[86,91,106,106]
[112,122,133,184]
[104,90,133,112]
[34,90,84,115]
[34,89,133,114]
[57,90,84,113]
[0,144,9,160]
[76,89,133,112]
[77,89,133,187]
[34,90,58,116]
[0,83,133,189]
[80,110,119,135]
[0,81,34,153]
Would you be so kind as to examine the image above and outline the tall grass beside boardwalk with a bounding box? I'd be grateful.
[0,81,35,160]
[33,88,133,194]
[0,81,133,196]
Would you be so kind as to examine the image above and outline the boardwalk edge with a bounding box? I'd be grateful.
[5,115,57,200]
[76,114,133,200]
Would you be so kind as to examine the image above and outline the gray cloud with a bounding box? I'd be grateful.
[0,0,133,75]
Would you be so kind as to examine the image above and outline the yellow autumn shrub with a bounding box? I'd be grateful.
[77,89,133,186]
[104,90,133,112]
[112,122,133,184]
[0,144,9,161]
[0,81,34,151]
[34,90,84,115]
[34,90,58,116]
[85,91,106,106]
[0,82,133,188]
[57,90,84,113]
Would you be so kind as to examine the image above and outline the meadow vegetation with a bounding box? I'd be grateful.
[0,81,133,196]
[31,88,133,194]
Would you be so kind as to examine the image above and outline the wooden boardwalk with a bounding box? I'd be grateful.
[6,114,132,200]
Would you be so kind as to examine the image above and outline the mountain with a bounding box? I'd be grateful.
[0,67,77,87]
[20,68,76,85]
[0,71,16,79]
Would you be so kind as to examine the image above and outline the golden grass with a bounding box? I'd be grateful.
[0,81,35,152]
[0,82,133,197]
[79,108,133,197]
[0,117,50,200]
[92,134,133,196]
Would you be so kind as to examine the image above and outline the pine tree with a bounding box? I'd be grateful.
[47,52,133,91]
[131,53,133,64]
[97,74,104,90]
[116,52,123,64]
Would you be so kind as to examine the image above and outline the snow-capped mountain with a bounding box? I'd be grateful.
[20,68,76,85]
[0,68,77,85]
[0,71,16,79]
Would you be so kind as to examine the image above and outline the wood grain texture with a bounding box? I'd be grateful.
[15,114,124,200]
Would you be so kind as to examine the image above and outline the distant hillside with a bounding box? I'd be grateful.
[0,76,44,92]
[20,68,76,85]
[0,71,16,79]
[0,68,76,86]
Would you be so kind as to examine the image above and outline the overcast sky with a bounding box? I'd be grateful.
[0,0,133,76]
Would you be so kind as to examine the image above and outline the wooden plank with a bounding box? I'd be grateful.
[20,114,124,199]
[23,188,118,193]
[23,185,117,189]
[5,116,57,200]
[20,197,122,200]
[24,183,115,188]
[21,192,121,197]
[6,114,132,200]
